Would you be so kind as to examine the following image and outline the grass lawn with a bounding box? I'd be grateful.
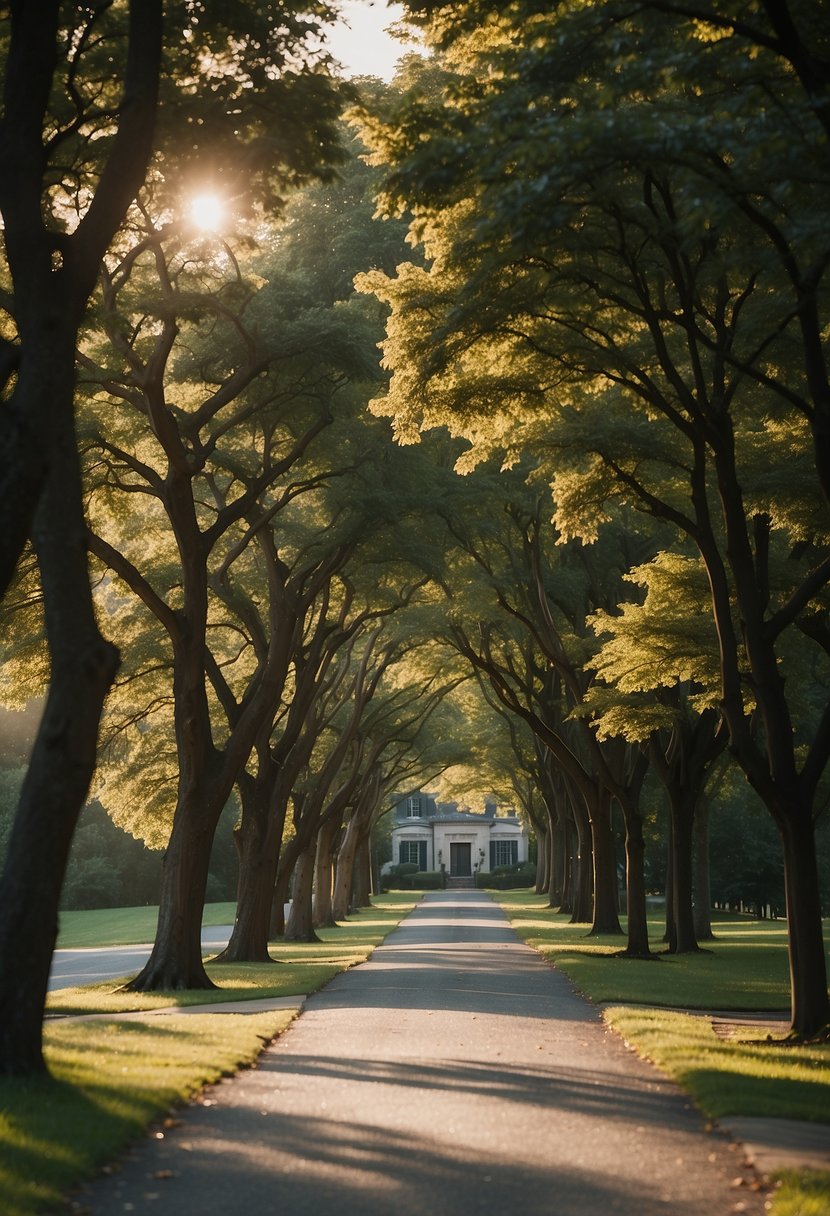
[55,901,238,949]
[494,890,830,1216]
[495,890,801,1009]
[2,894,418,1216]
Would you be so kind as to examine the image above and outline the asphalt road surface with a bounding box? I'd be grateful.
[76,891,766,1216]
[48,927,232,990]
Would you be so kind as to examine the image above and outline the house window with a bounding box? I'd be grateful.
[406,796,423,818]
[490,839,518,869]
[400,840,427,871]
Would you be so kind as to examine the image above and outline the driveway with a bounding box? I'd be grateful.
[76,890,766,1215]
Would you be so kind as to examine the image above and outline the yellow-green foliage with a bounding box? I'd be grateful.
[589,552,722,715]
[0,556,48,710]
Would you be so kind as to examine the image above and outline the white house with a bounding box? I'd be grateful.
[387,792,528,878]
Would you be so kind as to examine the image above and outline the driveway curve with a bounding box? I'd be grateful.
[77,890,765,1216]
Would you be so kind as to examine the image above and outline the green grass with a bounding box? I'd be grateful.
[494,890,830,1216]
[605,1007,830,1216]
[2,893,418,1216]
[55,901,237,949]
[771,1172,830,1216]
[494,890,810,1009]
[605,1006,830,1123]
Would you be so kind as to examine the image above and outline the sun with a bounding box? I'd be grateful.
[189,193,225,232]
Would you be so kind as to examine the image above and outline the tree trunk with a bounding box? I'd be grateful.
[0,438,119,1073]
[333,813,362,921]
[126,622,224,990]
[559,818,575,914]
[693,796,715,941]
[352,832,373,908]
[780,811,830,1039]
[270,861,293,939]
[545,819,557,907]
[570,797,593,923]
[126,790,223,989]
[664,812,676,949]
[587,788,623,936]
[284,844,319,942]
[272,832,305,938]
[549,818,565,908]
[619,800,652,958]
[313,817,340,928]
[668,795,700,954]
[214,773,287,964]
[535,821,548,894]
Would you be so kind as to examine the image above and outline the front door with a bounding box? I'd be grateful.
[450,842,472,877]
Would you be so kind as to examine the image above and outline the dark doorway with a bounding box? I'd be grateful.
[450,842,472,877]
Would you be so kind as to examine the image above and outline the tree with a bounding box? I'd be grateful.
[0,2,161,1076]
[81,189,377,987]
[428,465,656,951]
[587,553,729,951]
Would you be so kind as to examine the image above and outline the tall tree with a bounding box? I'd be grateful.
[0,2,162,1076]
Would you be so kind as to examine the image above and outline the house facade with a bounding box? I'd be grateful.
[387,792,528,877]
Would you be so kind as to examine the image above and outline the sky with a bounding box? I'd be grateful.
[325,1,422,80]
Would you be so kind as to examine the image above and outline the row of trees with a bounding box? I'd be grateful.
[0,2,466,1074]
[355,0,830,1037]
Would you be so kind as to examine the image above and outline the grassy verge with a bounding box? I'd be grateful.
[605,1006,830,1216]
[1,1011,294,1216]
[3,894,418,1216]
[493,891,830,1216]
[606,1006,830,1123]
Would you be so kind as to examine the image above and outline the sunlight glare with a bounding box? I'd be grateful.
[189,193,225,232]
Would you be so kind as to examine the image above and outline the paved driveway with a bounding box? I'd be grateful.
[76,891,765,1215]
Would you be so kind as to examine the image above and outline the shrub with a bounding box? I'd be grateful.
[477,862,536,890]
[383,869,445,891]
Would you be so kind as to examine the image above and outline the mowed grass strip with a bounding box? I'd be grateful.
[605,1007,830,1216]
[605,1007,830,1123]
[48,894,419,1015]
[770,1172,830,1216]
[2,894,418,1215]
[0,1011,294,1216]
[494,890,830,1216]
